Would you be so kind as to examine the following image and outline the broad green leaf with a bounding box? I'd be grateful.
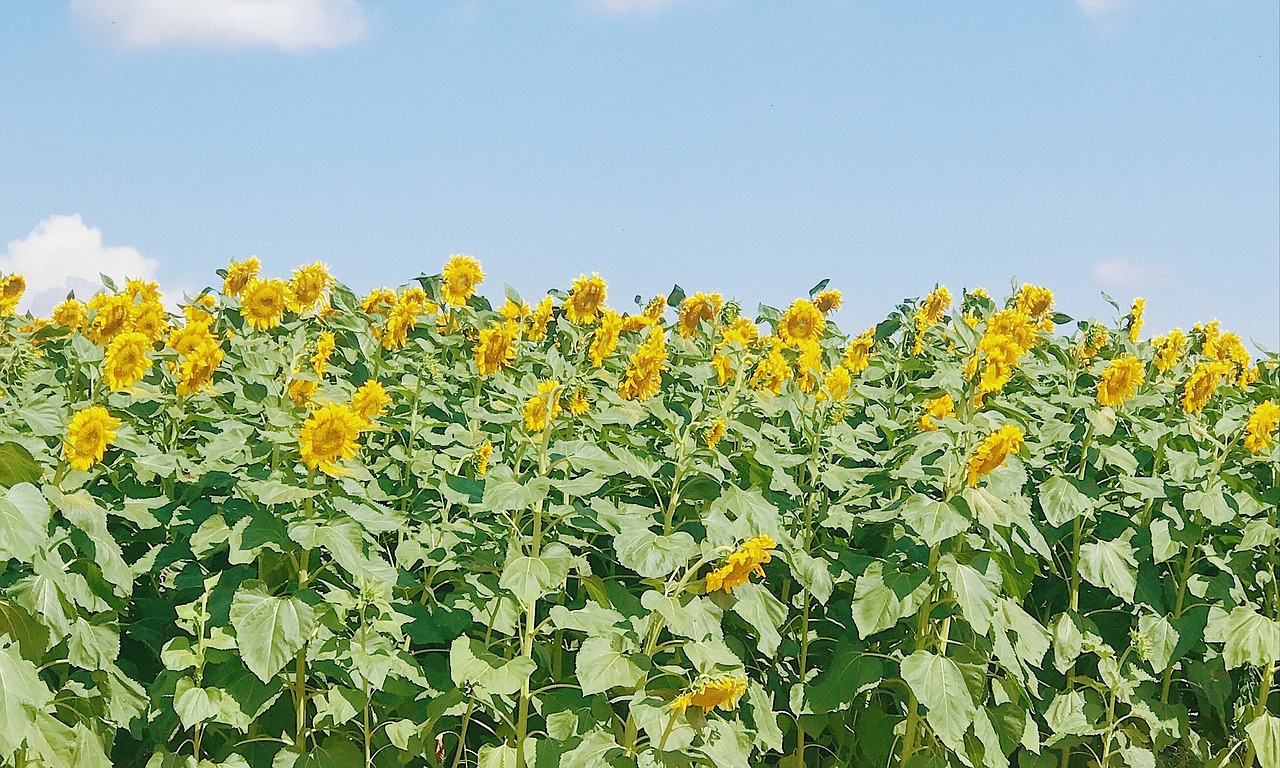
[229,581,316,683]
[730,581,787,656]
[1185,487,1234,526]
[1136,614,1179,673]
[575,634,644,695]
[450,637,536,698]
[1246,713,1280,768]
[1038,476,1090,528]
[1051,613,1082,674]
[1079,533,1138,603]
[561,728,622,768]
[0,636,54,759]
[0,482,50,562]
[481,467,550,512]
[1044,690,1092,740]
[500,555,554,605]
[1205,607,1280,669]
[787,549,833,604]
[614,527,697,579]
[939,554,1000,637]
[852,563,904,639]
[901,494,967,546]
[900,651,977,755]
[0,443,41,487]
[173,677,222,729]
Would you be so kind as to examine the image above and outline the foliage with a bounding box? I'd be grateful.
[0,264,1276,768]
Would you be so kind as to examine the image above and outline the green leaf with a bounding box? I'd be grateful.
[1205,607,1280,669]
[481,468,550,512]
[229,581,316,683]
[786,549,833,604]
[1079,533,1138,603]
[939,554,1000,637]
[575,634,644,696]
[500,555,554,605]
[901,495,967,547]
[0,482,50,562]
[1245,713,1280,768]
[730,581,787,656]
[561,728,622,768]
[0,637,54,758]
[1136,614,1179,673]
[450,637,536,698]
[173,677,222,729]
[0,443,41,487]
[1185,487,1234,526]
[614,527,697,579]
[900,651,977,755]
[852,563,905,639]
[1044,690,1093,740]
[1038,476,1090,528]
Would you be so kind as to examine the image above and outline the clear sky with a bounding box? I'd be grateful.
[2,0,1277,349]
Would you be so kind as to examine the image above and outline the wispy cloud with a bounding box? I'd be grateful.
[1091,256,1167,288]
[1,214,160,313]
[589,0,679,17]
[72,0,367,53]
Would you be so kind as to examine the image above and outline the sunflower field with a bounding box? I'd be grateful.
[0,258,1276,768]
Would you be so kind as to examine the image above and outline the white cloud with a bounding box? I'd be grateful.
[0,215,160,313]
[1091,256,1164,288]
[72,0,367,53]
[590,0,679,16]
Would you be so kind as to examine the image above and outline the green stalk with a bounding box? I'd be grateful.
[1060,422,1094,768]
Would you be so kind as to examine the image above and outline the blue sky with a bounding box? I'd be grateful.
[1,0,1277,349]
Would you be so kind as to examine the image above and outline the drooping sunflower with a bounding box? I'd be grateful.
[704,418,727,449]
[706,534,777,593]
[917,393,955,431]
[618,327,667,401]
[441,255,484,307]
[1152,329,1186,373]
[589,309,623,367]
[102,332,153,390]
[1014,284,1054,320]
[311,331,336,377]
[670,675,748,714]
[564,273,608,325]
[86,292,133,345]
[1127,298,1145,343]
[525,297,555,341]
[777,299,825,347]
[1096,355,1145,408]
[1181,361,1231,414]
[475,441,494,476]
[823,364,852,402]
[842,330,874,373]
[298,403,364,473]
[813,288,843,314]
[967,425,1025,486]
[523,380,562,432]
[719,316,759,349]
[64,406,121,471]
[352,379,390,425]
[240,278,291,331]
[749,342,790,394]
[1243,400,1279,454]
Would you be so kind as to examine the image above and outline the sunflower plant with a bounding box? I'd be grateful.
[0,264,1275,768]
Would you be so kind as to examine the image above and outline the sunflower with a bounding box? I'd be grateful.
[704,418,727,449]
[475,321,519,376]
[564,273,608,325]
[676,292,723,338]
[176,340,222,397]
[842,330,875,373]
[777,299,825,347]
[719,316,759,349]
[352,380,390,425]
[813,289,843,314]
[589,309,623,367]
[523,380,562,432]
[967,425,1025,486]
[823,365,852,402]
[240,278,291,331]
[312,332,336,377]
[52,298,87,330]
[917,393,955,431]
[441,255,484,307]
[1181,361,1231,414]
[64,406,121,471]
[0,274,26,316]
[288,262,333,312]
[86,292,133,345]
[298,403,364,473]
[288,379,318,407]
[706,534,777,593]
[1126,298,1145,343]
[618,328,667,401]
[223,256,260,298]
[103,332,153,390]
[1096,356,1145,408]
[525,297,555,341]
[475,441,494,475]
[1152,329,1186,373]
[1014,284,1054,320]
[1244,400,1279,454]
[670,675,748,714]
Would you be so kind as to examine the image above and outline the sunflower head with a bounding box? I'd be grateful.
[298,403,364,474]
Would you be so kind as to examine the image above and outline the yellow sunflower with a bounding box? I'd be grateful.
[103,332,153,390]
[564,273,608,325]
[240,278,291,331]
[442,255,484,307]
[64,406,121,471]
[298,403,364,473]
